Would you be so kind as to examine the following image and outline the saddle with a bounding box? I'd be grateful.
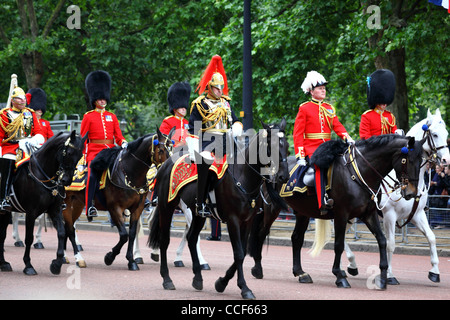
[167,154,227,202]
[279,163,333,197]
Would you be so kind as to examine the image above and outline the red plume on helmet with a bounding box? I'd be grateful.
[196,55,228,95]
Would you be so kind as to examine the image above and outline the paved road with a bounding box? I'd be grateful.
[1,225,449,303]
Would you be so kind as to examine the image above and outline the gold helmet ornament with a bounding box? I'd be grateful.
[196,55,228,96]
[11,87,26,100]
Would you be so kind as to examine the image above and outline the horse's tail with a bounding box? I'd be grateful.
[147,207,160,249]
[309,219,332,257]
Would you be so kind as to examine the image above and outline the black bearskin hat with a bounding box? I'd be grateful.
[167,82,191,115]
[26,88,47,115]
[85,70,111,108]
[367,69,395,109]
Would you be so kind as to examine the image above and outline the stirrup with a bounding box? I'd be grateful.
[0,199,12,211]
[87,206,98,218]
[196,203,212,218]
[324,195,334,209]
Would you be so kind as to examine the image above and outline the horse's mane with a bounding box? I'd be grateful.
[310,139,348,169]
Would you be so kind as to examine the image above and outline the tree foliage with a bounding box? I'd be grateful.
[0,0,448,145]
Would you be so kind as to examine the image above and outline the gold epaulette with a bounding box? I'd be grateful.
[298,101,309,108]
[362,109,373,115]
[163,115,175,120]
[221,95,231,101]
[190,95,206,113]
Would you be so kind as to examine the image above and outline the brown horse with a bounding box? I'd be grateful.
[63,127,174,270]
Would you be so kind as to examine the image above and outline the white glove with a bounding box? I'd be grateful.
[121,141,128,149]
[18,134,44,155]
[297,158,306,166]
[346,136,355,144]
[395,129,405,136]
[231,122,243,138]
[185,136,198,162]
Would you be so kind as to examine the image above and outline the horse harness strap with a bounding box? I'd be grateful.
[109,149,149,194]
[396,195,421,228]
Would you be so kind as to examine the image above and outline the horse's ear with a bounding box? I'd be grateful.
[280,117,286,131]
[408,136,415,149]
[156,126,162,139]
[82,131,88,144]
[260,120,269,130]
[435,108,441,119]
[70,130,76,141]
[168,126,176,139]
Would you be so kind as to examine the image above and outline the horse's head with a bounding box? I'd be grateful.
[151,126,176,167]
[392,136,424,200]
[261,118,290,185]
[421,109,450,166]
[57,130,86,186]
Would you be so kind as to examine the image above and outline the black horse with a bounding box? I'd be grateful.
[0,130,86,275]
[281,134,424,289]
[149,119,289,299]
[63,128,174,270]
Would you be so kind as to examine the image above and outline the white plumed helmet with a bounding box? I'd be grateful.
[301,71,328,94]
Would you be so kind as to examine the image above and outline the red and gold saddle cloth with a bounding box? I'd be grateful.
[65,155,108,191]
[167,154,228,202]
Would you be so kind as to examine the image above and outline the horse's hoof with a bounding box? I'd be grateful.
[298,272,313,284]
[174,260,185,267]
[387,277,400,285]
[128,261,140,271]
[77,245,83,251]
[50,259,62,275]
[201,263,210,270]
[163,280,176,290]
[33,242,44,249]
[192,278,203,291]
[347,267,358,276]
[428,272,440,283]
[150,253,159,262]
[374,275,387,290]
[14,241,24,247]
[241,290,256,300]
[64,257,70,264]
[251,266,263,279]
[135,257,144,264]
[0,262,12,272]
[335,278,351,288]
[23,267,37,276]
[104,252,115,266]
[215,277,228,293]
[76,260,87,268]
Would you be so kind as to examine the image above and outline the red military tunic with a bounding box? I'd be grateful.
[293,99,350,159]
[0,106,43,156]
[159,115,188,147]
[80,108,126,162]
[359,109,397,140]
[39,118,54,141]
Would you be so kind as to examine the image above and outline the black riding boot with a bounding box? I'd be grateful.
[0,159,15,212]
[195,152,213,218]
[86,169,99,221]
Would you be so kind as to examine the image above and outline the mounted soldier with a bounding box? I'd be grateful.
[0,74,44,212]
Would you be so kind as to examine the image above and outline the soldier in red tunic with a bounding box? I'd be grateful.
[359,69,398,139]
[293,71,354,214]
[159,82,191,147]
[0,76,44,211]
[80,70,127,219]
[26,88,54,142]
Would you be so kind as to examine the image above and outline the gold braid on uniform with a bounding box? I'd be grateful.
[381,113,396,134]
[193,97,228,132]
[0,108,25,143]
[319,104,336,131]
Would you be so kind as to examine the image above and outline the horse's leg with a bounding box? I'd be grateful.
[49,208,66,275]
[187,215,206,291]
[382,211,399,285]
[412,211,440,283]
[362,212,388,290]
[33,214,45,249]
[23,215,37,275]
[12,212,24,247]
[104,221,128,267]
[332,217,351,288]
[159,206,176,290]
[0,212,12,271]
[174,224,188,267]
[133,217,144,264]
[344,221,358,276]
[249,212,265,279]
[126,214,140,271]
[291,214,313,283]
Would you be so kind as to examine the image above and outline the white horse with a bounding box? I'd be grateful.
[134,199,210,269]
[344,109,449,284]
